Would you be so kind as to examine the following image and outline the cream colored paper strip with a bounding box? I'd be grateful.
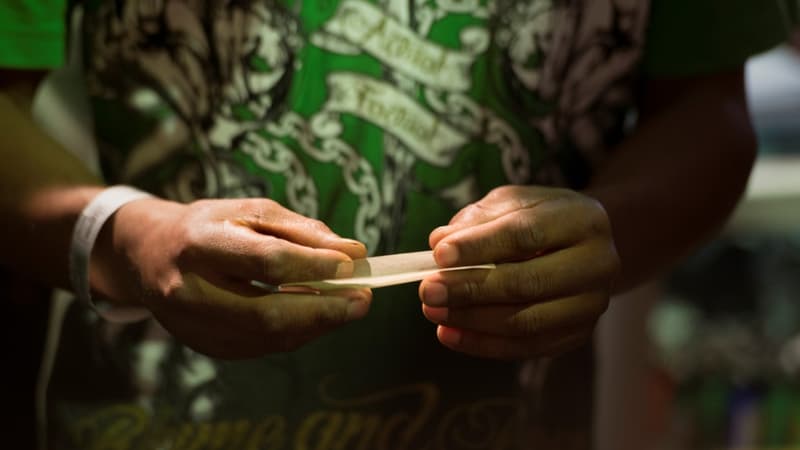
[281,250,494,290]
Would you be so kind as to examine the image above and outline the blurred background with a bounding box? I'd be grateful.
[595,39,800,450]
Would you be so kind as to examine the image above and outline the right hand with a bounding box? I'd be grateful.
[92,196,370,359]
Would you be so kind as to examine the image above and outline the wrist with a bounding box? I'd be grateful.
[5,185,106,288]
[92,195,186,304]
[70,185,155,322]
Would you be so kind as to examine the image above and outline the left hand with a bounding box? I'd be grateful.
[419,185,620,359]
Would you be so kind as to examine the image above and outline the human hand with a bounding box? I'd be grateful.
[419,186,619,359]
[93,197,370,359]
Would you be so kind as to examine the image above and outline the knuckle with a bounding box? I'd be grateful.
[459,188,507,222]
[510,212,544,252]
[457,202,485,223]
[513,308,543,336]
[583,198,612,235]
[255,198,280,214]
[232,198,254,214]
[261,242,293,281]
[257,304,284,335]
[307,217,332,233]
[456,279,483,306]
[313,258,341,279]
[267,245,290,268]
[255,198,279,211]
[257,300,347,351]
[241,198,279,221]
[489,185,516,199]
[515,268,550,299]
[316,300,350,325]
[485,186,506,201]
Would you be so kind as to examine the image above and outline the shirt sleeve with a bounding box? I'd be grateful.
[642,0,792,77]
[0,0,67,70]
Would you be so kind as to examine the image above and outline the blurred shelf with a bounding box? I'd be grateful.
[728,45,800,236]
[727,155,800,235]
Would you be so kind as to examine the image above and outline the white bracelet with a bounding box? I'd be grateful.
[69,185,154,322]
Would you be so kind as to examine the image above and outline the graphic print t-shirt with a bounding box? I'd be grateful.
[45,1,648,449]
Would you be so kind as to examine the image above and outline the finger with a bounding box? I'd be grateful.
[195,272,333,298]
[178,274,372,318]
[235,289,373,337]
[420,241,618,307]
[429,186,568,248]
[234,199,367,259]
[155,312,269,359]
[421,293,608,337]
[436,325,594,360]
[162,275,371,352]
[199,272,273,297]
[185,225,358,284]
[431,199,610,268]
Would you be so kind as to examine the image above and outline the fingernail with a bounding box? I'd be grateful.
[336,260,354,278]
[435,243,459,267]
[347,299,369,320]
[339,238,364,247]
[422,282,448,306]
[437,326,462,346]
[423,305,448,323]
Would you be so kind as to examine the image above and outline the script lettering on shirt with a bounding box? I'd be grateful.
[323,73,467,166]
[323,0,475,91]
[64,383,520,449]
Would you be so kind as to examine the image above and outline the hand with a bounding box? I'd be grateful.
[93,197,370,359]
[419,186,619,359]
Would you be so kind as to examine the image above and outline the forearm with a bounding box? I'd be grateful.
[0,77,104,290]
[585,69,756,292]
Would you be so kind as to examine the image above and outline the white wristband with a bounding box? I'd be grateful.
[69,185,154,322]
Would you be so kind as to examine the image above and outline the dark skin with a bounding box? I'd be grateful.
[1,67,755,360]
[419,69,755,359]
[1,69,371,359]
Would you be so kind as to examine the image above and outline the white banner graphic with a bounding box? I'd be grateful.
[324,0,475,91]
[324,73,467,166]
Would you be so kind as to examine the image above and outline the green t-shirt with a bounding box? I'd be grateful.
[3,1,785,449]
[0,0,67,69]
